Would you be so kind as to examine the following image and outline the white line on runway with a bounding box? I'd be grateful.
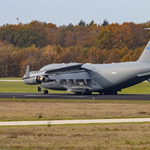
[0,118,150,126]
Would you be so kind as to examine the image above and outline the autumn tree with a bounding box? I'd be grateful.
[0,20,150,77]
[0,24,18,44]
[78,20,86,26]
[96,23,134,50]
[106,49,120,63]
[87,47,101,63]
[101,19,109,26]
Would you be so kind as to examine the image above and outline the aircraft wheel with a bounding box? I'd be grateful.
[75,92,81,95]
[43,90,48,94]
[113,91,117,95]
[87,92,92,95]
[84,90,91,95]
[74,92,82,95]
[104,92,107,95]
[104,91,117,95]
[85,92,91,95]
[109,92,114,95]
[99,92,102,95]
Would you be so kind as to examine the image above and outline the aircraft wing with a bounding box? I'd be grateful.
[23,63,83,78]
[45,63,83,74]
[23,63,89,87]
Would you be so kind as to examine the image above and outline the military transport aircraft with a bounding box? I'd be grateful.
[23,40,150,95]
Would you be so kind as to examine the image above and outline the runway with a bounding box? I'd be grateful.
[0,118,150,126]
[0,92,150,100]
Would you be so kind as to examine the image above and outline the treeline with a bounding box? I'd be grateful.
[0,20,150,77]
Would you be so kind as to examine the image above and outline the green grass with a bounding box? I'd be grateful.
[0,81,37,93]
[0,80,69,93]
[118,82,150,94]
[0,77,150,94]
[0,77,22,80]
[1,98,150,103]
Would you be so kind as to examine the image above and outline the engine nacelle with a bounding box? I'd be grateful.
[37,76,50,82]
[36,76,45,83]
[24,76,50,85]
[23,77,39,85]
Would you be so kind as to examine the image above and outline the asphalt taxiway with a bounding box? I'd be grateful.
[0,92,150,100]
[0,118,150,126]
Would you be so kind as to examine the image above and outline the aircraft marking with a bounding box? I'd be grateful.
[146,47,150,50]
[111,72,117,74]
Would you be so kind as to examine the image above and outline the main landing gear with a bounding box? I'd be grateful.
[74,92,91,95]
[42,90,48,94]
[99,91,117,95]
[74,90,91,95]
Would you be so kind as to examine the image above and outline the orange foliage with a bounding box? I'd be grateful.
[0,20,150,77]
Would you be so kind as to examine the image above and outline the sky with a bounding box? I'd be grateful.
[0,0,150,26]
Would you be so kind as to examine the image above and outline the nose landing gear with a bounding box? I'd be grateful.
[42,90,48,94]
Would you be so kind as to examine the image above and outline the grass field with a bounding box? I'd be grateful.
[0,99,150,121]
[0,77,22,80]
[0,99,149,150]
[119,82,150,94]
[0,80,69,93]
[0,123,150,150]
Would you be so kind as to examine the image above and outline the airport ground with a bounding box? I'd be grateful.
[0,99,150,121]
[0,123,150,150]
[0,79,150,149]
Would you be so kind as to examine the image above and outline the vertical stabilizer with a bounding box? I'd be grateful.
[138,40,150,62]
[24,65,30,78]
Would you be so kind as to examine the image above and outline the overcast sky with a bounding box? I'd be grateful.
[0,0,150,26]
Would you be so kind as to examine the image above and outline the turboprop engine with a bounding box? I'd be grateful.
[23,76,49,85]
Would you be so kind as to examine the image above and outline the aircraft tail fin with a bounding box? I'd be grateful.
[138,40,150,62]
[24,65,30,78]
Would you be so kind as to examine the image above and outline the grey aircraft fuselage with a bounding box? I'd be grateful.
[23,40,150,95]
